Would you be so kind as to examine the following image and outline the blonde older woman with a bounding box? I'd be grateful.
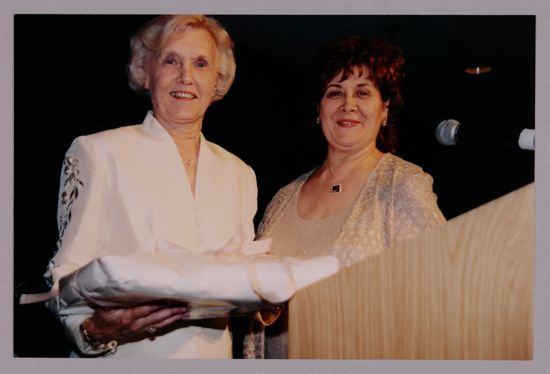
[45,15,257,358]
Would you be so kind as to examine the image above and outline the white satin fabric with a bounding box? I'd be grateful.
[58,239,339,318]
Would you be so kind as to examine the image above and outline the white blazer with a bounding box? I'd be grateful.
[45,112,257,358]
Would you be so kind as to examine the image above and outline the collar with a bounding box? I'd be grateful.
[141,110,210,161]
[141,111,174,141]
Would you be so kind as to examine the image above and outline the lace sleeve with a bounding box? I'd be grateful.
[391,169,446,244]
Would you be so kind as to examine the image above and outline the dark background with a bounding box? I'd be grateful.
[13,15,535,356]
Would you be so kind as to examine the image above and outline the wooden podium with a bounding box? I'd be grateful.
[288,183,534,359]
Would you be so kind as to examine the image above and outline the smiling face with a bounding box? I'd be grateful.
[319,66,389,154]
[144,27,219,129]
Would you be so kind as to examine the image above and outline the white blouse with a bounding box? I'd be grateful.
[45,112,257,358]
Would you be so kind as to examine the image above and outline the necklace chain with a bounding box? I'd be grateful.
[326,163,343,194]
[178,145,199,168]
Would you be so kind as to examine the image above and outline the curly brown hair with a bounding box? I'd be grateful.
[314,36,405,153]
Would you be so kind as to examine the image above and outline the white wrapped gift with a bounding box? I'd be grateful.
[57,239,340,319]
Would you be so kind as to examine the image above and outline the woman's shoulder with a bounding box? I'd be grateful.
[62,125,148,175]
[65,127,138,160]
[374,153,439,205]
[75,124,141,143]
[66,125,140,156]
[271,170,314,199]
[204,139,241,161]
[256,170,313,237]
[375,153,435,192]
[381,153,426,175]
[203,138,254,172]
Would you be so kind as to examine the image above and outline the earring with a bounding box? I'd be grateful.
[381,117,387,127]
[316,116,320,125]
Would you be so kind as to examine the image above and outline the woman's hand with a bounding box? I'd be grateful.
[82,302,190,345]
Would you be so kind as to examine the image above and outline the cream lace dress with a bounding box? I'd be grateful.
[244,153,446,358]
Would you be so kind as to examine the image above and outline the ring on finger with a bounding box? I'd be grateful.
[146,327,157,334]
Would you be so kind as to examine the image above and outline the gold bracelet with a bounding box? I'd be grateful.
[80,318,118,355]
[255,305,284,327]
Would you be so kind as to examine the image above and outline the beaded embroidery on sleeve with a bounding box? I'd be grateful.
[45,155,84,287]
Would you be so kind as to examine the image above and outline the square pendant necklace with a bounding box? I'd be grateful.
[327,164,343,194]
[330,183,343,194]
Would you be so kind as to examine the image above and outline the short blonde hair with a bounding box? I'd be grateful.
[128,15,236,102]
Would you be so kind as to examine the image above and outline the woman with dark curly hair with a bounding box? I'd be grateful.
[244,36,446,359]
